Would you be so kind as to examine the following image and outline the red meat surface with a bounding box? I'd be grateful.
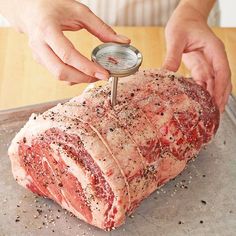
[8,69,220,230]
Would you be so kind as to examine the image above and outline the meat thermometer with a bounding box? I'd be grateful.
[91,43,143,106]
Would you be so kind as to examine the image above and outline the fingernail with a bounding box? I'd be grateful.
[95,72,109,80]
[220,106,225,113]
[66,82,76,86]
[116,34,131,43]
[218,97,223,106]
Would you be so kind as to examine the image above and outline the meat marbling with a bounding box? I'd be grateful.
[8,69,220,230]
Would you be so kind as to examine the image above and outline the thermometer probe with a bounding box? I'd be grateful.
[91,43,143,106]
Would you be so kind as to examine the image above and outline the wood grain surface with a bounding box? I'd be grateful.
[0,27,235,110]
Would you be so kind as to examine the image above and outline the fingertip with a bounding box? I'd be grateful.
[215,96,225,113]
[220,96,226,113]
[162,55,182,72]
[115,34,131,44]
[65,82,78,86]
[87,77,99,83]
[94,72,110,81]
[162,61,179,72]
[221,84,231,111]
[195,80,207,89]
[219,105,225,113]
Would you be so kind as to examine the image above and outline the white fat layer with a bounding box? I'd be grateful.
[51,145,107,227]
[41,153,87,221]
[60,197,87,222]
[42,156,51,167]
[8,149,32,188]
[40,147,88,223]
[83,83,96,94]
[8,114,56,155]
[50,145,60,162]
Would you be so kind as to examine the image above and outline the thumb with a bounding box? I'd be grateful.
[78,4,130,44]
[162,39,185,72]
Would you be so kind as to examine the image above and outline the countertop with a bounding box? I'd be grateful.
[0,27,235,110]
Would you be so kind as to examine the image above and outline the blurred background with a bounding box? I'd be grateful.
[0,0,235,27]
[0,0,235,110]
[219,0,236,27]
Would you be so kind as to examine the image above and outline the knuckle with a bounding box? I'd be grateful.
[224,66,231,77]
[60,48,73,64]
[165,27,182,41]
[78,3,92,14]
[215,67,231,81]
[95,22,112,39]
[213,38,225,49]
[38,19,53,37]
[202,71,213,80]
[100,21,111,32]
[29,19,53,40]
[54,67,66,81]
[75,63,93,77]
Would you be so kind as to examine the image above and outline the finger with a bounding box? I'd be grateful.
[30,39,98,83]
[220,82,232,113]
[195,80,207,90]
[206,77,215,97]
[204,38,231,108]
[77,3,130,44]
[183,51,214,96]
[44,26,110,80]
[162,35,185,72]
[66,82,78,86]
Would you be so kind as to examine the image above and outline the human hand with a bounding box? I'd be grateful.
[163,2,232,113]
[5,0,130,84]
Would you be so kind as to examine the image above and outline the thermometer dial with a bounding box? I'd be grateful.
[91,43,143,77]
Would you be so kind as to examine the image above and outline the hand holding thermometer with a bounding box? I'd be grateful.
[91,43,143,106]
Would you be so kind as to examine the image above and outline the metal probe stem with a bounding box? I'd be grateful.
[111,77,118,106]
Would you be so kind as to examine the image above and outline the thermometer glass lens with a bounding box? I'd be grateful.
[96,50,138,73]
[92,43,143,77]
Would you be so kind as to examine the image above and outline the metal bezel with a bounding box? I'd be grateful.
[91,43,143,77]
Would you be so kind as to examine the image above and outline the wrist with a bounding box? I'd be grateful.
[178,0,215,20]
[173,2,208,23]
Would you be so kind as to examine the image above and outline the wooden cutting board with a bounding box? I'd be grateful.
[0,27,235,110]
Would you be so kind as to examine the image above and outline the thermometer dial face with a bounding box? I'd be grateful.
[91,43,143,77]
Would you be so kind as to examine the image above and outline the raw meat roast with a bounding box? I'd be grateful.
[8,69,220,230]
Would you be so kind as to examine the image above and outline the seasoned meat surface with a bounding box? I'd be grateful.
[8,69,219,230]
